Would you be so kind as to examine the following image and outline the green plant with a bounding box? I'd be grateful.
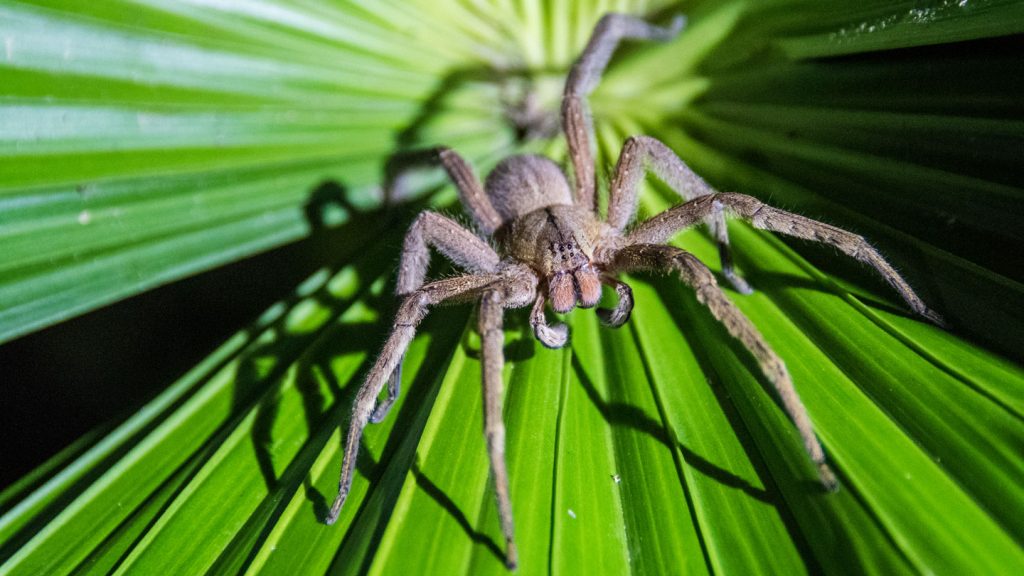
[1,1,1022,574]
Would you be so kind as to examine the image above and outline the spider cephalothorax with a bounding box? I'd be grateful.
[490,156,604,313]
[325,13,942,570]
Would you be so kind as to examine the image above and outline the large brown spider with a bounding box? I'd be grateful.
[325,13,941,569]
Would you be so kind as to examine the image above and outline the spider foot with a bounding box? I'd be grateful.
[665,14,687,37]
[597,305,631,328]
[818,462,839,493]
[598,276,634,328]
[325,490,348,525]
[534,322,569,349]
[921,308,948,329]
[505,539,519,570]
[724,270,754,295]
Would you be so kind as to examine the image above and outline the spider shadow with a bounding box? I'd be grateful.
[649,274,830,493]
[313,435,507,573]
[311,309,507,571]
[380,63,565,208]
[217,180,494,568]
[568,337,772,504]
[645,275,830,563]
[460,306,538,364]
[735,261,925,322]
[394,64,565,155]
[0,179,402,562]
[321,303,508,571]
[236,180,411,491]
[410,460,505,560]
[34,180,420,572]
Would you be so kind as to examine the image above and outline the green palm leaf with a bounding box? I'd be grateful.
[2,1,1022,575]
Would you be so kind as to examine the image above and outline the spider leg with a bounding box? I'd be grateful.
[608,244,837,490]
[626,193,943,324]
[608,135,751,294]
[438,147,504,235]
[597,275,634,328]
[530,292,569,348]
[480,288,518,569]
[364,212,504,423]
[397,211,501,296]
[326,273,503,525]
[563,14,685,211]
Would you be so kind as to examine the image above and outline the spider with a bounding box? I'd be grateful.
[325,13,942,570]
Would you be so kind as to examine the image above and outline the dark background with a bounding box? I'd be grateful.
[0,230,336,490]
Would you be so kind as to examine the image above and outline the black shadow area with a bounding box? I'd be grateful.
[0,182,401,492]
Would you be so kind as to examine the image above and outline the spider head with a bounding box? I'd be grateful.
[503,203,604,314]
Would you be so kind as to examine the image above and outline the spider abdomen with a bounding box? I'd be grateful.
[484,154,573,222]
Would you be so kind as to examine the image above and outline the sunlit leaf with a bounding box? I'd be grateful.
[2,1,1022,575]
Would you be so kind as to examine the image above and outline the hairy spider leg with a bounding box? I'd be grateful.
[480,288,518,569]
[438,147,504,234]
[606,244,837,489]
[368,211,502,422]
[624,192,944,325]
[326,274,503,525]
[397,211,501,297]
[608,135,752,294]
[562,14,685,211]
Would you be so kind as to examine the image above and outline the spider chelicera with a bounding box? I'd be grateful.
[325,13,942,569]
